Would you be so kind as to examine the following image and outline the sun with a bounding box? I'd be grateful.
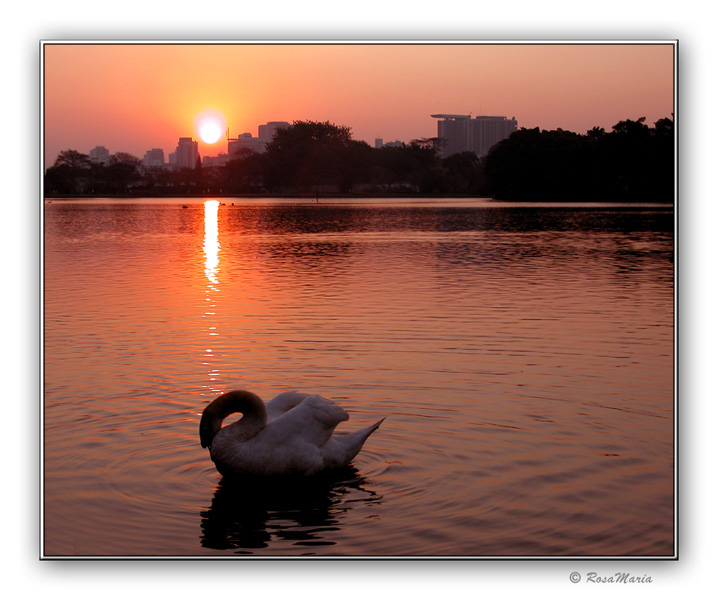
[199,121,222,144]
[195,111,226,145]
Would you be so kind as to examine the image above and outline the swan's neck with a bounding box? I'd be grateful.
[200,390,268,448]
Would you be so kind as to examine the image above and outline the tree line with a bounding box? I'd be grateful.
[484,116,674,202]
[44,117,674,201]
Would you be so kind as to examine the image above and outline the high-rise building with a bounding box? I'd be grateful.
[258,121,291,142]
[89,145,111,165]
[142,148,165,168]
[431,114,518,157]
[227,121,291,157]
[228,133,266,156]
[173,137,199,169]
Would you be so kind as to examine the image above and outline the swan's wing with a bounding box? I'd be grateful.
[264,394,349,448]
[266,391,311,421]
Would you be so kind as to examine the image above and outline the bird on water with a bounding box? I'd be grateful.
[199,390,384,477]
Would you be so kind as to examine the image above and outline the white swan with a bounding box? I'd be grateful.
[199,390,385,477]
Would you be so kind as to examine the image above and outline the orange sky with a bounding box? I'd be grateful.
[43,43,674,166]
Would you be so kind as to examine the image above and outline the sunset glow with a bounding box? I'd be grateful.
[42,43,674,166]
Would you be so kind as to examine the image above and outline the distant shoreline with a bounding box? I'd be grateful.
[43,192,675,204]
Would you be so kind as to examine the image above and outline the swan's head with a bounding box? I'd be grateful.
[199,413,220,449]
[199,390,265,449]
[199,393,232,449]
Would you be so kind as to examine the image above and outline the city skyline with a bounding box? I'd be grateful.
[43,42,675,167]
[65,115,512,168]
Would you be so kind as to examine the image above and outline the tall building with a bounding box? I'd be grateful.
[431,114,518,157]
[258,121,291,142]
[173,137,199,169]
[228,133,266,156]
[89,145,111,165]
[142,148,165,168]
[227,121,290,157]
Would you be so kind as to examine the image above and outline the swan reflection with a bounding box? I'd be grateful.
[199,468,382,553]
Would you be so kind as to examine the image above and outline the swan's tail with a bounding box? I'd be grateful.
[337,417,386,464]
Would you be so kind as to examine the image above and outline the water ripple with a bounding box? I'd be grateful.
[44,200,674,557]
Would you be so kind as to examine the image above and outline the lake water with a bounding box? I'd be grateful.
[43,198,674,557]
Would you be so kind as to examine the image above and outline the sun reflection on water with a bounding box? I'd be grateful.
[203,200,222,396]
[204,200,220,284]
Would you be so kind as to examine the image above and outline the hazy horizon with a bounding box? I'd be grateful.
[43,42,675,166]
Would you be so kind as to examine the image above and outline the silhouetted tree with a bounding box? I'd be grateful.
[224,150,268,193]
[654,116,674,137]
[105,152,141,193]
[596,117,672,200]
[369,144,412,191]
[140,165,172,192]
[265,120,355,193]
[586,126,606,141]
[53,149,92,170]
[485,127,588,200]
[483,117,674,202]
[112,152,141,167]
[441,151,483,194]
[403,139,443,193]
[651,117,675,199]
[338,140,374,192]
[45,149,93,194]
